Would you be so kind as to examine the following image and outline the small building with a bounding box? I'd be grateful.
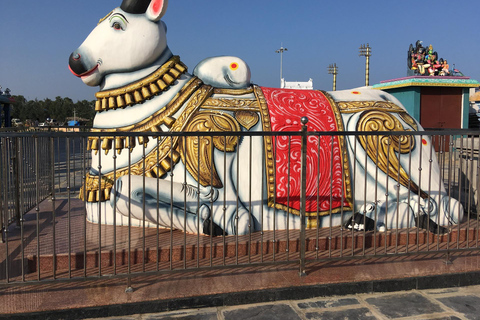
[373,76,479,129]
[281,78,313,90]
[0,93,15,127]
[468,88,480,128]
[470,88,480,112]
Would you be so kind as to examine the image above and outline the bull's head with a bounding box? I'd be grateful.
[68,0,169,88]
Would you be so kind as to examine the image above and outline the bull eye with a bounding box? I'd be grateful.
[109,13,128,31]
[113,22,122,30]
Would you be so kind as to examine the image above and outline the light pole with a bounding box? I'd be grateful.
[359,43,372,86]
[275,44,288,85]
[327,63,338,91]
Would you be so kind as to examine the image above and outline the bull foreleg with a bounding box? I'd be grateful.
[111,175,222,235]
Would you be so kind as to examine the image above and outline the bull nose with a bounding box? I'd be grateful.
[68,52,88,76]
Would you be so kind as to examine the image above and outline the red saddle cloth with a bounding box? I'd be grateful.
[259,87,351,216]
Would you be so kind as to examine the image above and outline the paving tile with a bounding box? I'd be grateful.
[297,297,360,309]
[425,288,460,295]
[222,304,301,320]
[365,292,443,318]
[437,295,480,320]
[305,308,376,320]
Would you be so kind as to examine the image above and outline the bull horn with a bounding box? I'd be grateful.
[120,0,151,14]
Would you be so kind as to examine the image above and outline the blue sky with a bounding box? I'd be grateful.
[1,0,479,102]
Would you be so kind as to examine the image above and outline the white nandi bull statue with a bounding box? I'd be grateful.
[69,0,463,236]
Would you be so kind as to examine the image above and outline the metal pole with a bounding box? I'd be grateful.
[328,63,338,91]
[299,117,308,277]
[359,44,372,86]
[366,54,370,86]
[276,45,288,85]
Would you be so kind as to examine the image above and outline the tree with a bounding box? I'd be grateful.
[9,95,95,125]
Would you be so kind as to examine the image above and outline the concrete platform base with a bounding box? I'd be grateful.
[1,197,480,318]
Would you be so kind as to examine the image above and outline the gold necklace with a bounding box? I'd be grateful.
[94,56,187,112]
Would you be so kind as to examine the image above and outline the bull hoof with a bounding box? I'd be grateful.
[203,218,225,237]
[345,213,375,232]
[416,214,448,234]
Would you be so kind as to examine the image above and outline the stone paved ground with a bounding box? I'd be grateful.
[86,284,480,320]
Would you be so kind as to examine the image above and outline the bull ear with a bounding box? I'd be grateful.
[146,0,168,21]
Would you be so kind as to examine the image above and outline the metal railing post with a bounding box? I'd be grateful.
[299,117,308,277]
[13,137,21,228]
[0,138,6,243]
[0,137,4,243]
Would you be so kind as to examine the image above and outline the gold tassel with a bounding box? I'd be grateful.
[145,171,154,178]
[169,68,181,78]
[115,137,124,151]
[149,83,160,95]
[171,149,181,163]
[153,165,166,178]
[125,93,134,106]
[157,79,167,90]
[95,100,102,112]
[96,189,103,202]
[160,156,172,172]
[90,138,99,151]
[88,191,96,202]
[134,90,142,103]
[138,136,149,147]
[164,116,176,128]
[141,87,152,100]
[125,136,136,150]
[117,95,126,108]
[102,138,112,155]
[102,98,108,111]
[175,63,186,73]
[108,97,116,110]
[163,74,174,85]
[104,188,111,201]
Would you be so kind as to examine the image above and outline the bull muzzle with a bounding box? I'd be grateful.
[68,51,99,78]
[68,51,89,77]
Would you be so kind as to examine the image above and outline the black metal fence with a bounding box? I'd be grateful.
[0,127,479,288]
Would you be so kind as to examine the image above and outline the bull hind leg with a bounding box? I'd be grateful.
[355,198,449,234]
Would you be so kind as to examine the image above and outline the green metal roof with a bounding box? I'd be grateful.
[373,76,480,90]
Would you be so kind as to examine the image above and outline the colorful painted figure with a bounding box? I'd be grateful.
[69,0,464,235]
[407,41,449,76]
[440,59,450,76]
